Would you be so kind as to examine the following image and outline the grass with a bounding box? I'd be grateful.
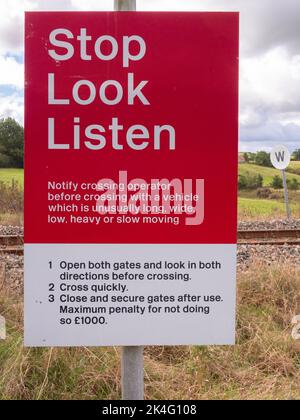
[0,262,300,400]
[0,213,23,226]
[0,181,23,222]
[0,169,24,187]
[0,169,23,226]
[238,197,300,218]
[239,164,300,187]
[289,161,300,168]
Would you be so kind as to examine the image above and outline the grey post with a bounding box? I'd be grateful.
[282,169,291,219]
[114,0,144,401]
[121,346,144,400]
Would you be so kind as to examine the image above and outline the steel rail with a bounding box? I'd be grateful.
[0,230,300,253]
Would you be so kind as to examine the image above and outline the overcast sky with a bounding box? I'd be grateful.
[0,0,299,152]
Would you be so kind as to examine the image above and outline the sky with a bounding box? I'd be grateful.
[0,0,299,152]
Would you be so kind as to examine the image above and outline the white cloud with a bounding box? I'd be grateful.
[71,0,112,10]
[240,120,300,153]
[0,1,24,54]
[0,0,300,151]
[0,93,24,124]
[241,48,300,111]
[0,0,77,54]
[141,0,300,56]
[1,0,300,57]
[239,47,300,150]
[26,0,75,11]
[0,56,24,89]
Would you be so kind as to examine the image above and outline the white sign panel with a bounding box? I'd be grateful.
[24,244,236,346]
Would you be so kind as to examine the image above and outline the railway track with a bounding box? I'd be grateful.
[0,235,23,255]
[238,229,300,245]
[0,230,300,254]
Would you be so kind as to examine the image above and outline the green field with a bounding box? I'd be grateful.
[1,165,300,190]
[0,168,24,186]
[287,161,300,175]
[238,197,300,218]
[239,163,300,186]
[0,167,300,221]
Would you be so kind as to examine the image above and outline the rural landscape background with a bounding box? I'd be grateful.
[0,116,300,400]
[0,0,300,402]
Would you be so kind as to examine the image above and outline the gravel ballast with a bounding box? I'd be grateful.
[0,225,24,236]
[238,219,300,231]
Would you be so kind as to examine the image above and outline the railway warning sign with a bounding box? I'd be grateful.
[25,12,239,346]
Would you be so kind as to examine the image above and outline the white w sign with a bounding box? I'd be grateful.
[271,145,291,170]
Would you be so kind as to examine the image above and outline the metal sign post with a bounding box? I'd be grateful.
[114,0,136,10]
[282,169,291,219]
[121,346,144,400]
[271,145,291,219]
[114,0,144,401]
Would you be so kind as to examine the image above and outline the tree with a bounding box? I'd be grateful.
[238,172,263,190]
[238,175,247,190]
[255,151,272,167]
[292,149,300,161]
[244,152,256,164]
[243,153,249,163]
[271,175,283,189]
[0,118,24,168]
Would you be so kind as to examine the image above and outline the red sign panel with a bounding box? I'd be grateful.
[25,12,238,244]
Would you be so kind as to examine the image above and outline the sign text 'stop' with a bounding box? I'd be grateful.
[49,28,145,67]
